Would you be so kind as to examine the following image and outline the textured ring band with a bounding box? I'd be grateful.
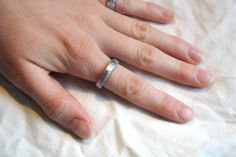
[106,0,117,11]
[96,59,119,89]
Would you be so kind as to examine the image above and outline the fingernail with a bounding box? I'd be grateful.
[178,105,194,122]
[188,46,203,62]
[70,119,91,139]
[197,68,215,85]
[161,10,174,19]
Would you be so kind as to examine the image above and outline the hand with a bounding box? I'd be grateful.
[0,0,214,139]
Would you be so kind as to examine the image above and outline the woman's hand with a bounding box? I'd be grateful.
[0,0,214,139]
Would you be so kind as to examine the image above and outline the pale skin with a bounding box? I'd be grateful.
[0,0,214,139]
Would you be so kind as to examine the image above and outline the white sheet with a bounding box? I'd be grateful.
[0,0,236,156]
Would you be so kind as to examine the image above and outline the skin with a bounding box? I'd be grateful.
[0,0,214,139]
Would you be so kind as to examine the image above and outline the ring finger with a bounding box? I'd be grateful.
[100,25,214,87]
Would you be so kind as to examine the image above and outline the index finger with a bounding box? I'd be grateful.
[104,65,193,123]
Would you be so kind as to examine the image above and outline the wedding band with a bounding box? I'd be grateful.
[106,0,117,11]
[96,59,119,89]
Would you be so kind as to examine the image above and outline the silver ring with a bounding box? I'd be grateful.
[106,0,117,11]
[96,59,119,89]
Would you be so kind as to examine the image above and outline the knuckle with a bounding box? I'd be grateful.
[76,16,98,32]
[145,2,156,11]
[98,0,106,5]
[136,45,156,68]
[161,94,174,106]
[176,62,186,80]
[62,34,95,76]
[173,36,184,44]
[63,34,94,59]
[77,38,94,56]
[170,35,178,42]
[42,99,66,121]
[159,94,170,112]
[74,38,100,78]
[131,20,150,40]
[160,94,181,115]
[121,74,144,98]
[119,0,132,11]
[171,36,182,47]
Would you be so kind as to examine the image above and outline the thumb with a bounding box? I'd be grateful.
[9,62,92,139]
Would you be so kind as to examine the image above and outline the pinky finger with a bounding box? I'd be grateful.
[107,0,174,23]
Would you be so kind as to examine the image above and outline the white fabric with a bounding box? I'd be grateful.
[0,0,236,156]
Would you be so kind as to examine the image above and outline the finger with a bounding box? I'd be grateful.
[8,63,92,139]
[100,25,214,88]
[52,26,193,123]
[104,65,194,123]
[60,34,193,123]
[102,11,203,64]
[100,0,174,23]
